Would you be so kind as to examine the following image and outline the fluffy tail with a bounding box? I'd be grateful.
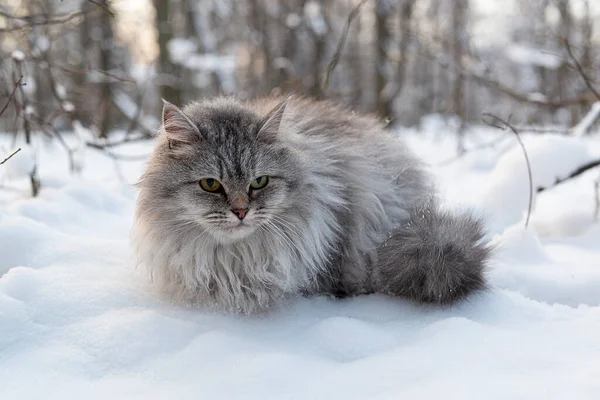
[374,203,491,305]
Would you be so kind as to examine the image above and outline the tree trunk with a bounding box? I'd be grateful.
[374,0,391,119]
[451,0,468,152]
[390,1,415,106]
[154,0,181,103]
[307,0,328,98]
[556,0,572,124]
[98,0,114,138]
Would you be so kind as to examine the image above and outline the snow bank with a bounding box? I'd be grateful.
[1,131,600,399]
[480,134,596,231]
[1,144,36,181]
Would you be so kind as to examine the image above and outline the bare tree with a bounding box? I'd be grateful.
[374,0,392,118]
[154,0,181,103]
[451,0,468,152]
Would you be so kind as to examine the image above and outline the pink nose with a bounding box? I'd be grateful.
[232,208,248,220]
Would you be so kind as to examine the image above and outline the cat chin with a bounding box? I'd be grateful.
[209,224,257,243]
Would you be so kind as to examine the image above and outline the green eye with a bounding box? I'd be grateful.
[200,178,222,192]
[250,176,269,190]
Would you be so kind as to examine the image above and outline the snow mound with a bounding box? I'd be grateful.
[1,145,36,180]
[481,135,595,231]
[494,225,548,264]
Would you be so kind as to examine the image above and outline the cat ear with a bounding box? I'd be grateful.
[257,99,288,142]
[161,99,201,144]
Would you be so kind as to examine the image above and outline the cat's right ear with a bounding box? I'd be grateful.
[161,99,201,145]
[258,98,288,142]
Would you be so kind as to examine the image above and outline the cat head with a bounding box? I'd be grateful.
[142,97,304,242]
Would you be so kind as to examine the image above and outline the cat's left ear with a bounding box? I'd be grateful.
[161,99,201,145]
[258,98,288,142]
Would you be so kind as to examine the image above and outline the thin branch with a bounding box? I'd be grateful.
[470,72,596,108]
[536,159,600,193]
[594,177,599,221]
[124,86,148,137]
[0,148,21,165]
[563,37,600,101]
[482,113,533,229]
[55,64,136,84]
[398,45,598,108]
[0,9,94,32]
[86,135,152,150]
[13,59,40,196]
[514,125,570,135]
[321,0,369,93]
[87,145,151,161]
[0,76,23,118]
[109,96,155,137]
[86,0,116,18]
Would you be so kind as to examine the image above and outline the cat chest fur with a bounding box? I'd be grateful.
[154,223,333,313]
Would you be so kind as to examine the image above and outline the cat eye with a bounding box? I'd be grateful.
[199,178,223,192]
[250,176,269,190]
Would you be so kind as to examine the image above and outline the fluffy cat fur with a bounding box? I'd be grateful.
[133,96,491,314]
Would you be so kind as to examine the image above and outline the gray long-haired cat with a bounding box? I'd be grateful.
[134,96,491,314]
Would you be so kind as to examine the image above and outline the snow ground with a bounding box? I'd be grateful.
[1,126,600,399]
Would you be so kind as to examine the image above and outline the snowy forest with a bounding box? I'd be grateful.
[1,0,599,136]
[1,1,600,399]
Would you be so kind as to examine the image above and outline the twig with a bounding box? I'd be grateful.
[563,37,600,101]
[536,159,600,193]
[0,148,21,165]
[321,0,369,92]
[86,0,116,18]
[13,59,40,197]
[87,146,150,161]
[0,9,94,32]
[0,76,24,118]
[55,64,136,84]
[400,45,597,108]
[110,95,155,137]
[86,135,152,150]
[124,85,148,137]
[514,125,570,135]
[482,113,533,229]
[594,177,599,221]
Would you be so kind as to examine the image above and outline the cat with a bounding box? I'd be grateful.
[133,96,491,314]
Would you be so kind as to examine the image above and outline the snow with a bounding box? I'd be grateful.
[111,90,157,133]
[21,75,36,95]
[505,44,563,69]
[1,144,36,181]
[35,36,50,52]
[286,12,302,29]
[572,102,600,137]
[167,38,198,65]
[304,1,328,36]
[62,101,75,112]
[1,127,600,399]
[481,134,597,232]
[11,50,25,61]
[167,38,236,73]
[184,53,236,72]
[55,84,67,100]
[527,92,548,103]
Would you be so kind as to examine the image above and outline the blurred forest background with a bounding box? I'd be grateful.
[1,0,599,142]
